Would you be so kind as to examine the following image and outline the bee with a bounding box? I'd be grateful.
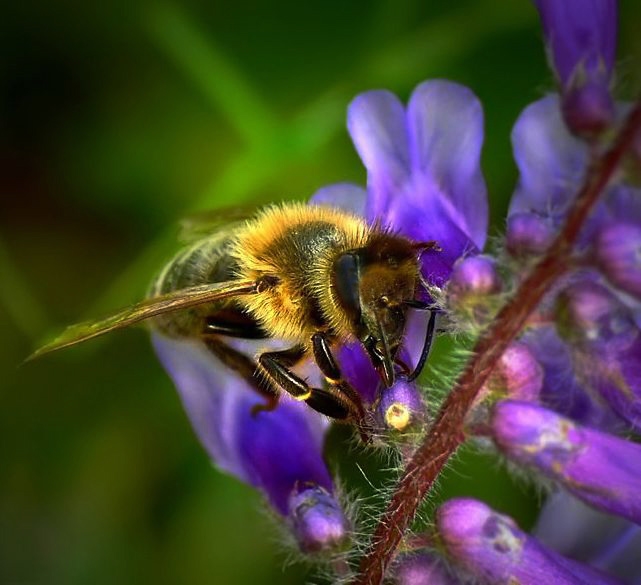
[30,202,439,428]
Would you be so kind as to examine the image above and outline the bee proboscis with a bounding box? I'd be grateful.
[31,202,438,429]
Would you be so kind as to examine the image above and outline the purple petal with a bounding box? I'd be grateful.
[492,401,641,525]
[438,498,622,584]
[152,334,332,516]
[509,95,589,218]
[523,325,619,429]
[347,90,410,219]
[336,341,379,405]
[309,182,367,217]
[406,80,488,251]
[555,281,641,430]
[387,193,480,287]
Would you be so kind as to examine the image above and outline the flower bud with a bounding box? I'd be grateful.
[469,343,543,430]
[448,255,502,297]
[561,79,615,138]
[437,498,620,584]
[288,486,350,554]
[375,379,425,434]
[594,222,641,299]
[506,212,556,257]
[491,401,641,525]
[533,0,617,137]
[483,342,543,403]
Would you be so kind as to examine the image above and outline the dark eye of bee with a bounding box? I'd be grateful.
[333,252,362,321]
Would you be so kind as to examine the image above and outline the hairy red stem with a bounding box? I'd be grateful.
[353,102,641,585]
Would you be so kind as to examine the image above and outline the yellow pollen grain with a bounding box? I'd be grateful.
[385,403,411,431]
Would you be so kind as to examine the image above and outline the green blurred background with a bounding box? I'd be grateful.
[2,1,641,583]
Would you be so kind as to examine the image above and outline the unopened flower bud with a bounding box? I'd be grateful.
[447,256,502,324]
[469,343,543,431]
[483,342,543,403]
[437,497,620,584]
[561,79,615,138]
[375,379,425,433]
[506,212,556,257]
[594,222,641,299]
[533,0,617,138]
[491,401,641,525]
[288,486,350,554]
[448,256,502,297]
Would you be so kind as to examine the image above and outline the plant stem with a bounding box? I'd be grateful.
[352,102,641,585]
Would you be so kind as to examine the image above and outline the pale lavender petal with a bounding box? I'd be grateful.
[152,334,333,516]
[309,182,367,217]
[509,95,588,218]
[407,80,488,250]
[152,333,248,481]
[347,90,410,219]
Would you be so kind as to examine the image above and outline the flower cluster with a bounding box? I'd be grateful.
[152,0,641,583]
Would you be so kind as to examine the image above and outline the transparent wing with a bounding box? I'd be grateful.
[178,205,261,242]
[28,279,257,360]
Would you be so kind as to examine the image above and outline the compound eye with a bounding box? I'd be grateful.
[333,252,361,321]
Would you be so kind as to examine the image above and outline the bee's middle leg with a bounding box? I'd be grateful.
[259,337,367,430]
[258,346,359,422]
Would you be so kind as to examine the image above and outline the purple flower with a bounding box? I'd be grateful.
[152,334,348,552]
[533,0,617,136]
[313,80,488,288]
[507,88,641,434]
[311,80,488,427]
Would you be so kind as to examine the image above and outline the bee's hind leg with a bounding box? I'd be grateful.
[201,336,280,414]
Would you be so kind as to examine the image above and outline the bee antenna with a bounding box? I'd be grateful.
[406,308,439,383]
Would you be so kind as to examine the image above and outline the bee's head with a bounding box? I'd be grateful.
[332,234,419,388]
